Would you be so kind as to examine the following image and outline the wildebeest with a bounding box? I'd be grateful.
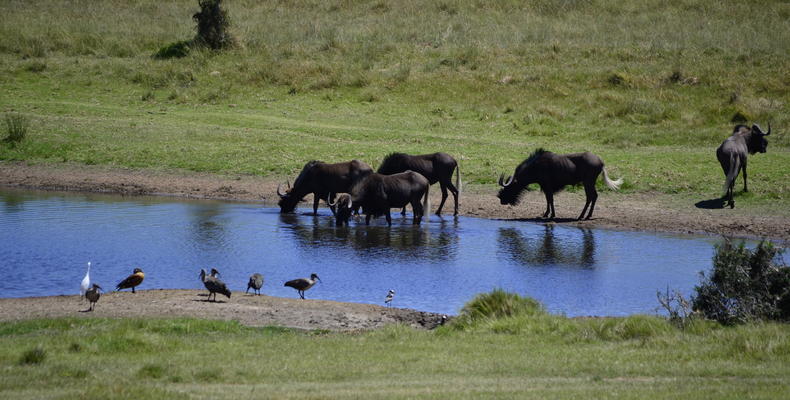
[336,171,430,226]
[277,160,373,215]
[327,193,353,226]
[376,152,460,216]
[716,123,771,208]
[497,149,622,220]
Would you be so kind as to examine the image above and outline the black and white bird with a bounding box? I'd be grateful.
[284,273,320,299]
[246,273,264,295]
[199,268,231,302]
[84,284,102,311]
[384,289,395,307]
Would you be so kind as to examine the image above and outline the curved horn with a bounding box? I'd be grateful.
[277,183,287,198]
[347,197,353,209]
[498,174,514,187]
[765,122,771,136]
[327,193,338,207]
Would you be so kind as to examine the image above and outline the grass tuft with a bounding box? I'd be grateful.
[19,345,46,365]
[453,289,546,329]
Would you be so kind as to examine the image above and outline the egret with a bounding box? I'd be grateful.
[116,268,145,293]
[246,273,264,295]
[284,273,320,299]
[80,262,91,298]
[199,268,231,302]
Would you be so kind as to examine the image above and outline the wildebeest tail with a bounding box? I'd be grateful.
[723,153,741,196]
[455,163,462,193]
[422,184,431,215]
[602,167,622,190]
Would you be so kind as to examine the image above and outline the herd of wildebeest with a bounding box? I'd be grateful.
[275,123,772,224]
[77,123,772,310]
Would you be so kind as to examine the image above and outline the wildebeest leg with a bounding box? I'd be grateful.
[436,182,449,216]
[580,184,598,220]
[446,180,460,216]
[412,199,424,225]
[365,214,372,225]
[742,159,748,192]
[401,206,407,216]
[312,194,320,215]
[385,211,392,226]
[543,191,555,219]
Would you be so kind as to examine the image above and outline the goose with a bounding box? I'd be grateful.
[199,268,231,302]
[284,273,320,299]
[246,273,264,295]
[116,268,144,293]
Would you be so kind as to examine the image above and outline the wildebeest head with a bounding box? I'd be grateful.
[327,193,353,226]
[497,149,545,205]
[278,160,322,213]
[746,123,771,154]
[276,179,297,212]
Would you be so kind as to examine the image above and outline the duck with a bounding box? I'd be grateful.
[116,268,144,293]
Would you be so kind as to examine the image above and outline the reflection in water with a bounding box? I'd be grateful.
[189,204,228,250]
[498,225,595,267]
[279,213,460,262]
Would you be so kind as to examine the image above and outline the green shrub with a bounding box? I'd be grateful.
[453,289,546,329]
[193,0,235,50]
[693,241,789,325]
[4,113,29,146]
[19,345,46,365]
[154,40,191,59]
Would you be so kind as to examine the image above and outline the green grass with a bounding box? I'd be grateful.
[0,0,788,210]
[0,316,788,399]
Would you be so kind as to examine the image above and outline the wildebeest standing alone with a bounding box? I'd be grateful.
[337,171,430,226]
[716,123,771,208]
[376,152,460,216]
[498,149,622,220]
[277,160,373,215]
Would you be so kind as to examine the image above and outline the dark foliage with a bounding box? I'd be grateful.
[193,0,235,50]
[154,40,192,59]
[692,241,789,325]
[4,113,28,146]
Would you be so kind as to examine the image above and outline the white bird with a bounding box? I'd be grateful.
[80,262,91,298]
[385,289,395,307]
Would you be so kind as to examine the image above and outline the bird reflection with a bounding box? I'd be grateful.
[279,213,459,261]
[498,225,595,267]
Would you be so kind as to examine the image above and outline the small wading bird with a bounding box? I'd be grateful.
[247,273,264,295]
[116,268,145,293]
[284,273,320,299]
[80,262,91,298]
[84,284,102,311]
[385,289,395,307]
[199,268,231,302]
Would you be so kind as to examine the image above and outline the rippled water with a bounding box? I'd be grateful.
[1,187,780,316]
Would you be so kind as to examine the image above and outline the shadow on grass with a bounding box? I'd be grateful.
[695,198,726,209]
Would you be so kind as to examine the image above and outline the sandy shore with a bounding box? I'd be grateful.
[1,161,788,242]
[0,290,447,331]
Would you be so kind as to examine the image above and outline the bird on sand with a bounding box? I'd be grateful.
[84,284,102,311]
[284,273,320,299]
[199,268,231,302]
[385,289,395,307]
[80,262,91,298]
[246,273,264,295]
[116,268,145,293]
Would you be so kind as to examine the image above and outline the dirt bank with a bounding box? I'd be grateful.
[0,290,447,331]
[2,161,788,242]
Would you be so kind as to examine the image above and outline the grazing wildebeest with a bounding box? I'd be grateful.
[497,149,622,220]
[716,123,771,208]
[376,152,460,216]
[338,171,430,226]
[277,160,373,215]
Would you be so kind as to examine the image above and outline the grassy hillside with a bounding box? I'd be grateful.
[1,0,788,206]
[1,315,789,399]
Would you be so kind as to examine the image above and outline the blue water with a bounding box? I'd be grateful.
[1,188,781,316]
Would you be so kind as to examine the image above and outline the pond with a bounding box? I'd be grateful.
[1,187,781,316]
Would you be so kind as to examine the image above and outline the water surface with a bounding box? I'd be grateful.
[1,188,779,316]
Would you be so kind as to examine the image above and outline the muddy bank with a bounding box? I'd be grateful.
[1,161,788,242]
[0,290,447,331]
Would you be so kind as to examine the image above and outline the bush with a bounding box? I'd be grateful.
[154,40,191,59]
[692,241,789,325]
[193,0,235,50]
[4,113,29,146]
[19,345,46,365]
[453,289,546,329]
